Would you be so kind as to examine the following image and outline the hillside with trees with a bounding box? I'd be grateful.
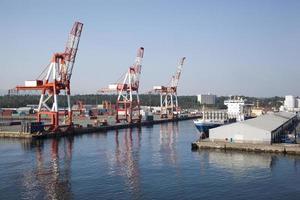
[0,94,283,110]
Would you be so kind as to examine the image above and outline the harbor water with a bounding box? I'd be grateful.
[1,120,300,199]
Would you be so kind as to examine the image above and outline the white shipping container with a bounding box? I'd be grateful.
[25,80,42,87]
[153,86,162,90]
[108,84,118,90]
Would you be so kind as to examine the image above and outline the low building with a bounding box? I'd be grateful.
[197,94,216,105]
[202,109,228,122]
[0,108,18,117]
[209,112,297,144]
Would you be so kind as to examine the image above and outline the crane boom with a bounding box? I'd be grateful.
[130,47,144,90]
[64,22,83,81]
[171,57,186,89]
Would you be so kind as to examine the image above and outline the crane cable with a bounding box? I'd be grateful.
[36,63,51,80]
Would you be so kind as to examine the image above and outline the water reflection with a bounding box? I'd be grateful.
[200,149,300,173]
[159,122,179,165]
[107,123,181,198]
[21,138,73,199]
[2,121,300,199]
[207,151,273,171]
[109,128,142,199]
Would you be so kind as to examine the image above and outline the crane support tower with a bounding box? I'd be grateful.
[15,22,83,131]
[153,57,186,119]
[99,47,144,123]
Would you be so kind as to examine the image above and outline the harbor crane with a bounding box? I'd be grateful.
[99,47,144,123]
[14,22,83,131]
[153,57,186,119]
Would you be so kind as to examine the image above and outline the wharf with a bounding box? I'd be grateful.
[0,115,200,139]
[191,140,300,155]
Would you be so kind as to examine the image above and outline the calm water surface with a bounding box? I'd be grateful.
[1,120,300,200]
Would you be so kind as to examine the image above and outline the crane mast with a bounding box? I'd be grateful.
[15,22,83,131]
[153,57,186,119]
[99,47,144,123]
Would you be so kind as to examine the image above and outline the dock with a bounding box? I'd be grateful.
[191,140,300,155]
[0,115,200,139]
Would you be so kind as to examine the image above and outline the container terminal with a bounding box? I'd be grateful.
[0,21,300,157]
[0,21,200,139]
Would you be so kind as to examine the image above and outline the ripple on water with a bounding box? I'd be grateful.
[1,121,300,200]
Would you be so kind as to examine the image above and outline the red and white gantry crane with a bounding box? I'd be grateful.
[15,22,83,130]
[99,47,144,123]
[153,57,186,119]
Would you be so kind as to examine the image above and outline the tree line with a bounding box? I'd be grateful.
[0,94,283,110]
[0,94,200,109]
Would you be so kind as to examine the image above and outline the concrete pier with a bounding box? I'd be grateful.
[0,115,200,139]
[191,140,300,155]
[0,131,32,139]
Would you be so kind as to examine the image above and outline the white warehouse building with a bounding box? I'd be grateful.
[197,94,216,105]
[209,112,296,144]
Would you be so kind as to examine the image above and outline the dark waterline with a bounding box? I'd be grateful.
[1,120,300,200]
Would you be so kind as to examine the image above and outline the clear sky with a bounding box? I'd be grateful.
[1,0,300,97]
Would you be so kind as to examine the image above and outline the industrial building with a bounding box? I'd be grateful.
[280,95,300,112]
[209,112,297,144]
[197,94,216,105]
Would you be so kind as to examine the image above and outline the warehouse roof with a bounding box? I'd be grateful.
[241,112,296,132]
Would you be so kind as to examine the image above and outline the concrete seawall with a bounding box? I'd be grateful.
[0,115,199,139]
[0,131,32,139]
[191,140,300,155]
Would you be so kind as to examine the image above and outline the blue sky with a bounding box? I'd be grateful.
[1,0,300,97]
